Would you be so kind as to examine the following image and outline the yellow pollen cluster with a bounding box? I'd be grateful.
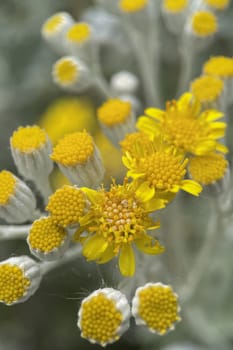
[0,170,16,205]
[80,293,122,344]
[0,264,30,305]
[205,0,229,10]
[189,153,228,185]
[191,75,224,102]
[137,284,180,335]
[46,185,86,227]
[42,14,64,34]
[94,186,146,250]
[120,132,151,156]
[139,152,187,190]
[11,126,47,153]
[191,11,217,37]
[119,0,148,12]
[28,217,67,253]
[51,131,94,166]
[97,99,132,127]
[203,56,233,78]
[54,58,79,84]
[162,117,206,153]
[163,0,188,12]
[66,23,91,43]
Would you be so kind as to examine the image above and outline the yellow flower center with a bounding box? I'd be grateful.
[191,11,217,37]
[162,117,208,153]
[80,293,122,344]
[189,153,228,185]
[190,75,224,102]
[51,131,94,167]
[53,58,79,84]
[163,0,188,12]
[204,0,229,9]
[42,14,64,34]
[119,0,148,12]
[46,185,86,227]
[28,217,67,253]
[120,132,151,156]
[11,125,47,153]
[137,284,180,335]
[203,56,233,78]
[139,152,187,190]
[0,264,30,305]
[88,184,151,252]
[66,23,91,43]
[0,170,16,205]
[97,99,132,127]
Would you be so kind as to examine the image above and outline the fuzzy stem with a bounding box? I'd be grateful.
[0,224,31,240]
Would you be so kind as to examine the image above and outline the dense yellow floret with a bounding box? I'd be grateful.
[191,11,217,37]
[203,56,233,78]
[51,131,94,167]
[11,126,47,153]
[137,284,180,335]
[97,99,132,127]
[0,170,17,205]
[0,264,30,305]
[53,58,79,84]
[46,185,86,227]
[163,0,188,12]
[119,0,148,12]
[66,23,91,43]
[204,0,229,10]
[28,217,67,253]
[189,153,228,185]
[190,75,224,103]
[80,293,122,344]
[42,14,64,34]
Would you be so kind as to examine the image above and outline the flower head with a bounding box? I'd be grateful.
[123,138,202,200]
[203,56,233,78]
[189,152,228,185]
[132,283,181,335]
[190,75,224,105]
[163,0,188,13]
[78,288,130,346]
[66,22,92,44]
[191,11,218,37]
[0,256,41,305]
[74,179,165,277]
[28,217,70,261]
[138,93,227,156]
[11,125,47,153]
[51,131,104,187]
[46,185,87,228]
[0,170,36,224]
[204,0,229,10]
[119,0,148,13]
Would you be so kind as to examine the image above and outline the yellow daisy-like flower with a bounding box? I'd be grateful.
[73,179,165,277]
[122,138,202,200]
[137,92,227,156]
[189,152,228,185]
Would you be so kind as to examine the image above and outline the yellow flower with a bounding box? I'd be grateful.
[137,92,227,156]
[122,138,202,200]
[189,152,228,185]
[73,179,165,277]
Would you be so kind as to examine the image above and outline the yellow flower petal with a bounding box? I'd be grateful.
[119,244,135,277]
[143,197,167,211]
[81,187,100,204]
[180,179,202,196]
[136,182,155,202]
[216,143,228,153]
[97,245,116,264]
[136,117,160,135]
[201,110,224,122]
[83,234,108,260]
[135,237,165,255]
[144,108,165,120]
[177,93,201,117]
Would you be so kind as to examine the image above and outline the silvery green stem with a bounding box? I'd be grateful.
[0,224,31,240]
[40,245,82,275]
